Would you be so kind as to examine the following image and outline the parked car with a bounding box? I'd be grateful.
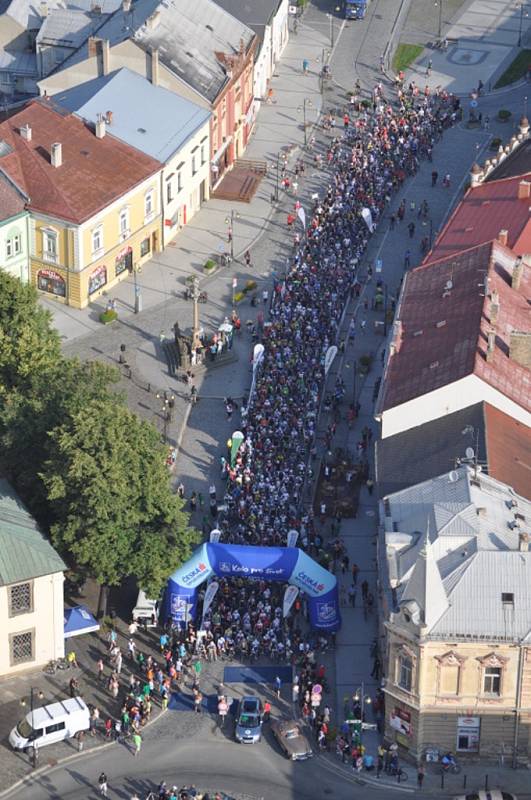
[235,696,262,744]
[271,719,313,760]
[454,793,517,800]
[9,697,90,751]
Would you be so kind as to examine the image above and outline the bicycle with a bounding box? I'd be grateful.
[43,658,69,674]
[389,766,408,781]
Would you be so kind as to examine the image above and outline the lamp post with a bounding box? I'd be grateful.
[327,8,341,46]
[190,276,202,351]
[434,0,443,40]
[20,689,44,767]
[224,209,240,260]
[353,682,372,744]
[518,2,529,46]
[298,99,313,146]
[156,391,175,443]
[132,262,142,313]
[422,217,434,248]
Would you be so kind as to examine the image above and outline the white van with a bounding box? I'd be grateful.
[132,589,159,628]
[9,697,90,750]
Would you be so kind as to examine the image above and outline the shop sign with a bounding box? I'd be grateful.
[389,707,411,737]
[457,716,480,727]
[88,264,107,294]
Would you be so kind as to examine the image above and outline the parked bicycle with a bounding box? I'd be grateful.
[43,657,70,674]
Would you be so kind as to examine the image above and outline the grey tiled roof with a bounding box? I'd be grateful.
[0,479,66,586]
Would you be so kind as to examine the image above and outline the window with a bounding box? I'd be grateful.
[140,237,150,257]
[92,226,103,256]
[191,155,197,176]
[397,653,413,692]
[42,228,58,263]
[166,179,174,204]
[177,171,183,192]
[483,666,501,695]
[10,630,34,665]
[200,144,206,165]
[6,233,21,258]
[9,582,33,616]
[144,190,155,221]
[45,722,66,734]
[119,208,130,239]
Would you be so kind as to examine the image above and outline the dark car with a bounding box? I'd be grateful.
[271,719,313,760]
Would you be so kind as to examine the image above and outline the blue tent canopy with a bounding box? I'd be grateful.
[64,605,100,638]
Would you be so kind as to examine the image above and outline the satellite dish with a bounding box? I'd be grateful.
[448,470,459,483]
[445,279,453,291]
[465,447,475,460]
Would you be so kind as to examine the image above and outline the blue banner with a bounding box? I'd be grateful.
[163,544,341,632]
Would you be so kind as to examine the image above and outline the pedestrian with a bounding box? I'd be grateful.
[417,764,425,788]
[302,58,309,74]
[275,675,282,698]
[443,173,451,187]
[132,731,142,757]
[366,478,374,495]
[361,580,369,600]
[127,638,136,660]
[193,689,203,713]
[347,583,357,608]
[97,658,104,682]
[484,114,490,130]
[352,563,359,584]
[98,773,108,797]
[426,58,432,76]
[408,221,415,238]
[431,170,438,186]
[263,700,272,721]
[76,730,84,751]
[404,250,411,269]
[244,249,251,268]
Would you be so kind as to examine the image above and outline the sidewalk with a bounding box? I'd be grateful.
[405,0,531,96]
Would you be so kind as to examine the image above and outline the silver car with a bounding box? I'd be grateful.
[235,696,262,744]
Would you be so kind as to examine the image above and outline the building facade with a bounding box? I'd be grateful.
[0,99,163,308]
[380,467,531,763]
[0,479,66,676]
[0,173,30,283]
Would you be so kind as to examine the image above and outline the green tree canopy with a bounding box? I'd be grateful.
[0,271,61,395]
[41,396,198,598]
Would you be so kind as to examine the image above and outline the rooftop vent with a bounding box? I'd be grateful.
[502,592,514,604]
[517,180,530,200]
[429,360,439,369]
[436,320,446,328]
[19,123,32,141]
[51,142,62,168]
[497,228,509,247]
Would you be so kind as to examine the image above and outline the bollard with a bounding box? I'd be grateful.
[441,773,445,790]
[463,774,467,789]
[485,775,489,791]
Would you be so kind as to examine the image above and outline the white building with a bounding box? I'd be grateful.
[53,67,211,242]
[0,479,65,676]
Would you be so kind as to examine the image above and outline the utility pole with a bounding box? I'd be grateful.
[191,277,202,350]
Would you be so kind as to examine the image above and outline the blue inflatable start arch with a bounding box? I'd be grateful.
[164,543,341,632]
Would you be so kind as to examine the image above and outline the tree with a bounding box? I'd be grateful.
[0,358,121,522]
[41,396,198,614]
[0,271,60,395]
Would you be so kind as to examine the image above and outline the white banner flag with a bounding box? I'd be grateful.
[361,207,374,233]
[287,529,299,548]
[253,343,265,367]
[210,528,222,543]
[324,345,338,376]
[283,585,299,618]
[297,206,306,230]
[201,581,219,626]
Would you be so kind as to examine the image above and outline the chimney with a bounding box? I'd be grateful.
[88,36,97,57]
[486,329,496,362]
[101,39,110,76]
[490,288,500,324]
[39,1,48,17]
[122,0,131,9]
[19,123,32,141]
[105,110,113,125]
[51,142,62,167]
[497,229,508,247]
[512,256,524,290]
[95,115,106,138]
[519,532,530,552]
[517,180,530,200]
[509,331,531,369]
[150,48,159,86]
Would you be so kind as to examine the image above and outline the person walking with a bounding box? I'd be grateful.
[132,731,142,757]
[347,583,357,608]
[408,221,415,238]
[302,58,309,74]
[417,764,425,789]
[431,170,438,186]
[404,250,411,269]
[351,563,359,584]
[361,580,369,601]
[275,675,282,698]
[98,773,108,797]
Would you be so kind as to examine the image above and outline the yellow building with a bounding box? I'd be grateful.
[0,98,162,308]
[380,466,531,764]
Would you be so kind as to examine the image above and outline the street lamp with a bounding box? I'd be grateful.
[20,689,44,767]
[132,262,142,314]
[156,391,175,443]
[327,8,341,47]
[224,209,241,260]
[297,99,313,146]
[434,0,443,40]
[518,2,529,46]
[421,217,434,248]
[352,682,372,744]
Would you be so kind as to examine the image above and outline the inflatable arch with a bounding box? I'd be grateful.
[164,543,341,632]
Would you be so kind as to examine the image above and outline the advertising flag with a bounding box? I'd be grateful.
[209,528,222,543]
[287,529,299,548]
[283,585,299,618]
[361,207,374,233]
[324,345,338,376]
[297,206,306,230]
[200,581,219,626]
[230,430,244,467]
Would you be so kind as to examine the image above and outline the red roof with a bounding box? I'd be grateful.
[0,99,161,224]
[0,173,26,221]
[380,240,531,414]
[484,404,531,498]
[426,173,531,263]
